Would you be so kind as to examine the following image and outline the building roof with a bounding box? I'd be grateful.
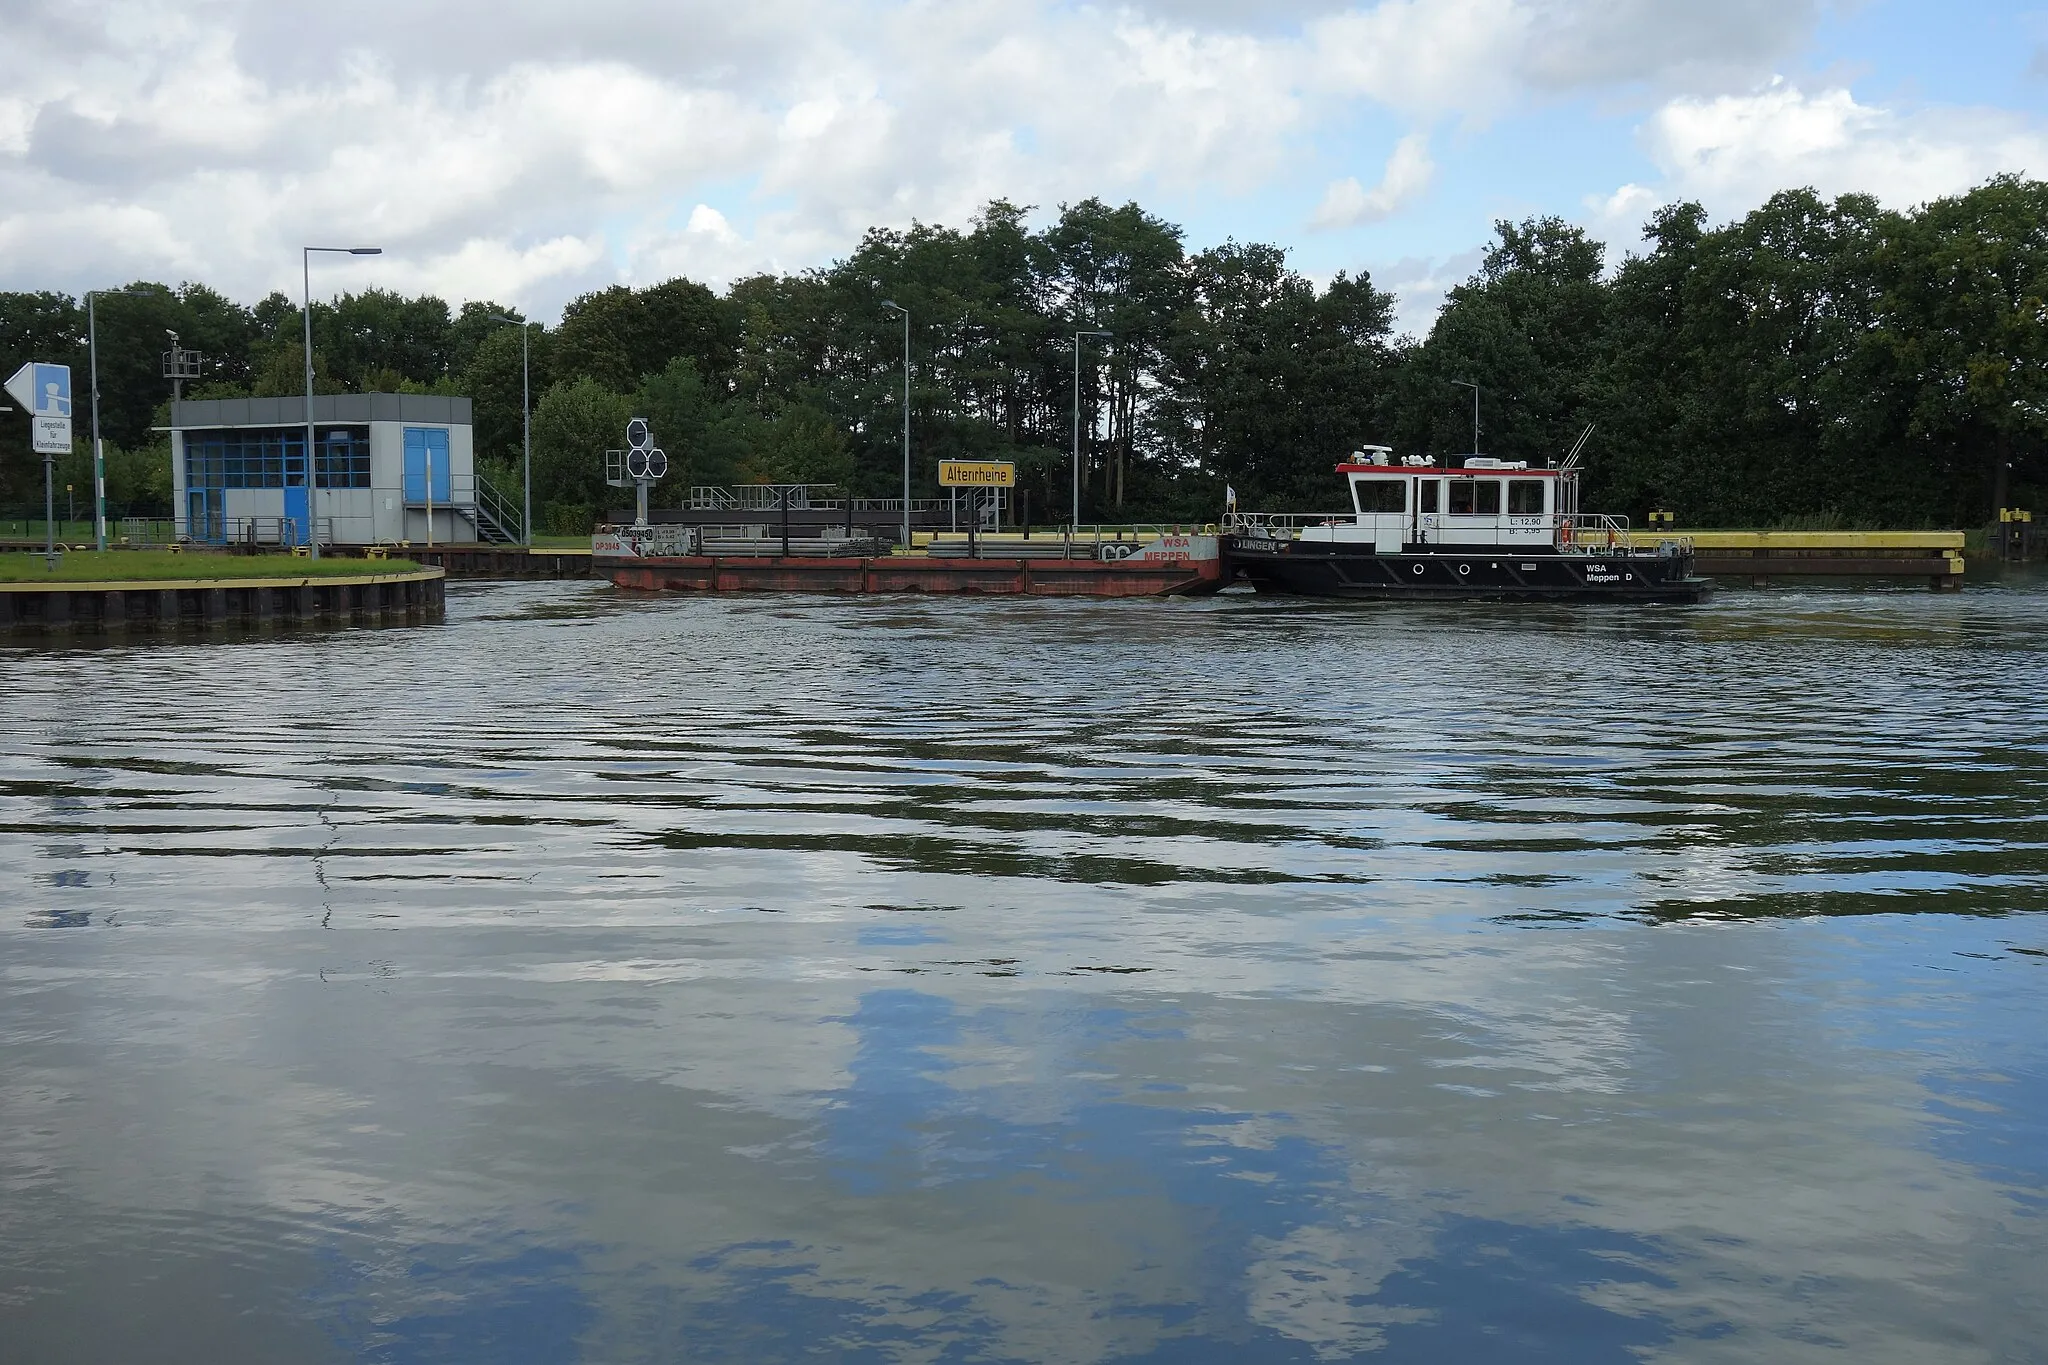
[171,393,472,429]
[1337,463,1562,476]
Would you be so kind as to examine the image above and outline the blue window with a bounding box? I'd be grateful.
[403,428,451,502]
[316,427,372,489]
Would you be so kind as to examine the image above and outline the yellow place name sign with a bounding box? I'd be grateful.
[938,461,1016,488]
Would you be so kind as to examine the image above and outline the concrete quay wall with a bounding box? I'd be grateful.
[0,568,446,636]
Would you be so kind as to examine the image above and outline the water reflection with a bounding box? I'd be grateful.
[1,578,2045,1361]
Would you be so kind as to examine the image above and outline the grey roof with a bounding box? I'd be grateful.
[171,393,472,429]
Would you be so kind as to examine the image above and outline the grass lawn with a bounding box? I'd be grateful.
[530,534,593,549]
[0,551,423,583]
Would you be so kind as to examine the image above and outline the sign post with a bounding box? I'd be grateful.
[5,362,74,567]
[937,462,1013,559]
[936,461,1015,489]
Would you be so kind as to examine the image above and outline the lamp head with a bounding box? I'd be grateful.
[349,247,382,256]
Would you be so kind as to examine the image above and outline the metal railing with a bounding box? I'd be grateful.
[401,473,522,544]
[220,515,337,548]
[472,473,524,544]
[117,517,176,547]
[1221,512,1356,536]
[923,524,1196,561]
[1222,510,1690,556]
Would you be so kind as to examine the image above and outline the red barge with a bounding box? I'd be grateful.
[595,525,1224,597]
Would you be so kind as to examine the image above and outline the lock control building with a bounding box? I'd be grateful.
[169,393,519,547]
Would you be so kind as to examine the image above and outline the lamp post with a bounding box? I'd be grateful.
[1452,379,1481,457]
[1072,330,1111,530]
[302,246,381,559]
[487,313,533,545]
[880,301,911,548]
[86,286,158,552]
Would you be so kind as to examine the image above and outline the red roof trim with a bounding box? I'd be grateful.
[1334,464,1563,476]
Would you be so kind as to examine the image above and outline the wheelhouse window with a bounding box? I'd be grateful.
[1448,479,1502,514]
[1352,478,1406,514]
[1418,480,1440,513]
[1507,479,1546,515]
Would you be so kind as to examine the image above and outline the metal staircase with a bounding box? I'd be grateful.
[464,473,524,544]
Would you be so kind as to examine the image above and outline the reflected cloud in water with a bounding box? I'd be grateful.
[2,578,2045,1361]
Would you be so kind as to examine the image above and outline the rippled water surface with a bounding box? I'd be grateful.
[3,577,2046,1363]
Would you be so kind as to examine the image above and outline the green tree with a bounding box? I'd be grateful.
[530,377,634,532]
[1874,174,2048,521]
[463,322,554,474]
[1398,217,1609,471]
[634,357,757,493]
[1590,190,1898,525]
[317,288,454,389]
[1162,244,1397,510]
[1043,199,1188,512]
[555,279,738,393]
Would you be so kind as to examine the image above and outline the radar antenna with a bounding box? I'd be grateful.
[1559,424,1595,472]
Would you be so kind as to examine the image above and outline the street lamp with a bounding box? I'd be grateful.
[1451,379,1481,457]
[880,300,910,548]
[303,246,381,559]
[86,286,159,551]
[1072,330,1111,530]
[487,313,533,545]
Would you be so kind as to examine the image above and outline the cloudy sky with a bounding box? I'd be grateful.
[3,0,2045,333]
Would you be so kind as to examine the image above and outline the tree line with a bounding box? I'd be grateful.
[3,178,2043,531]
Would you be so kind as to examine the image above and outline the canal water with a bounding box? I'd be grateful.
[2,578,2044,1364]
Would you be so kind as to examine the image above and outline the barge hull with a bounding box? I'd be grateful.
[1228,543,1710,603]
[605,554,1224,597]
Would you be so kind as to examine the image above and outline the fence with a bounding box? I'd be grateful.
[2,516,178,546]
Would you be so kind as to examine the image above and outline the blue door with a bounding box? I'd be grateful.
[187,488,224,543]
[283,480,309,545]
[403,428,451,502]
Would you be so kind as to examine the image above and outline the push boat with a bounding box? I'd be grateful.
[1224,446,1711,603]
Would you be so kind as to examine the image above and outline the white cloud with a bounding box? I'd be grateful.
[1630,79,2048,217]
[1377,245,1486,338]
[1579,181,1663,262]
[0,0,2027,326]
[1310,0,1529,119]
[1311,133,1434,228]
[1589,182,1659,221]
[1305,0,1827,119]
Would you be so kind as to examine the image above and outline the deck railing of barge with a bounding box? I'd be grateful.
[1222,511,1676,554]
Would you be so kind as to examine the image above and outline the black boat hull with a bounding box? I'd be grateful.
[1225,539,1712,602]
